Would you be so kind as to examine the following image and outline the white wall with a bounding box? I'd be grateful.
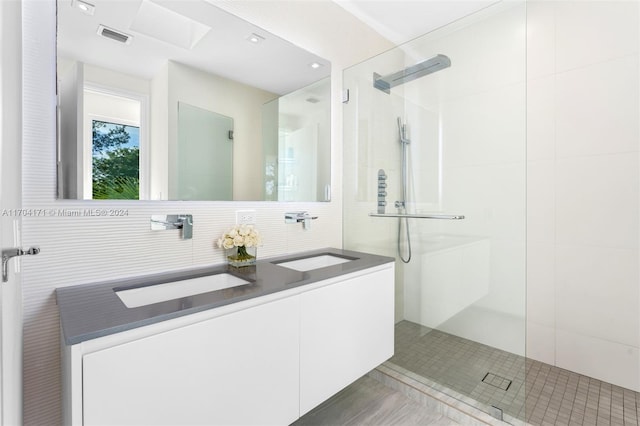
[1,1,24,424]
[165,61,277,201]
[57,61,82,199]
[526,0,640,391]
[20,1,392,425]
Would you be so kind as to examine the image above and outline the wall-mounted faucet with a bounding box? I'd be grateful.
[151,214,193,239]
[285,211,318,230]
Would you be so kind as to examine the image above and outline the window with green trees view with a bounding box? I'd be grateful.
[92,120,140,200]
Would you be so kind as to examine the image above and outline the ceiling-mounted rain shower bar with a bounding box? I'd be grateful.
[373,54,451,94]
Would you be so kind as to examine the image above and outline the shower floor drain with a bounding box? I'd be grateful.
[481,372,512,391]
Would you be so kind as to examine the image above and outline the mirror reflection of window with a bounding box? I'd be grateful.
[91,120,140,199]
[83,87,147,200]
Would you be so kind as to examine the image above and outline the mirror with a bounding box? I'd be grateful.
[56,0,331,201]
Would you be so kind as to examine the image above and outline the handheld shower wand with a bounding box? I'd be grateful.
[397,117,410,145]
[396,117,412,263]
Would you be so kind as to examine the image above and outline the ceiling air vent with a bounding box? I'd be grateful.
[97,25,133,45]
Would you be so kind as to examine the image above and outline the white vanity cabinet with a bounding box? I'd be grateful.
[299,265,394,415]
[62,263,394,425]
[81,296,300,426]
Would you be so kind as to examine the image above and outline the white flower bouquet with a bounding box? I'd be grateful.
[217,225,261,266]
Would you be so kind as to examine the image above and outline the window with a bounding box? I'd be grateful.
[91,120,140,199]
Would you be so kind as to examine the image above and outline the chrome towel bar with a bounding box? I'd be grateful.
[368,213,465,220]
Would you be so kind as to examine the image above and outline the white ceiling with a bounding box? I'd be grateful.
[333,0,499,45]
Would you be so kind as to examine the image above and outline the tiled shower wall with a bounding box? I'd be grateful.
[526,0,640,391]
[19,1,391,424]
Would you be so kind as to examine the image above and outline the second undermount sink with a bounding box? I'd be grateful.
[115,273,251,308]
[274,254,353,272]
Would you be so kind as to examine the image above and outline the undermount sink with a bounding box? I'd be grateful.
[115,273,251,308]
[274,254,353,272]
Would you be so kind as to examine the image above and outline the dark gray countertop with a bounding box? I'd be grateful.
[56,248,394,345]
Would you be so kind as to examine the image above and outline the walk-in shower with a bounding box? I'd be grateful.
[346,1,640,424]
[370,54,458,264]
[344,2,527,423]
[343,0,640,425]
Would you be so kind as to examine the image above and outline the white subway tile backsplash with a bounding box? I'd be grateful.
[555,0,639,73]
[555,244,639,347]
[556,55,639,158]
[556,153,639,249]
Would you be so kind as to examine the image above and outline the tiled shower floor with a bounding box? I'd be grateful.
[391,320,640,425]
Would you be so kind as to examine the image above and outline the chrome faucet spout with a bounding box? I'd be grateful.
[150,214,193,239]
[177,215,193,239]
[284,211,318,230]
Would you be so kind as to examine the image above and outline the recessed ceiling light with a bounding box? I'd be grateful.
[246,33,265,44]
[309,62,323,69]
[72,0,95,15]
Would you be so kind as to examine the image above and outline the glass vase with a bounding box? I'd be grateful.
[226,245,257,268]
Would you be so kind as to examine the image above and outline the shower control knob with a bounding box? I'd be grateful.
[378,191,387,197]
[378,182,387,189]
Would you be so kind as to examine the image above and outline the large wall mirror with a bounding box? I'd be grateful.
[57,0,332,201]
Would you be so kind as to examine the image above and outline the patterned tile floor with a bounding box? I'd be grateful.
[391,321,640,425]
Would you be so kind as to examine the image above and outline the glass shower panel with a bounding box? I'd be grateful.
[343,2,526,422]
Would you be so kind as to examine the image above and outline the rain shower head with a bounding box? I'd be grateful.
[373,54,451,94]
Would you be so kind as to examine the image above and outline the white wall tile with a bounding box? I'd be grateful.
[527,159,555,244]
[526,243,555,327]
[556,153,639,249]
[556,329,640,392]
[477,239,525,318]
[442,83,526,168]
[556,55,639,158]
[526,76,555,162]
[526,1,555,79]
[527,321,555,365]
[555,0,639,73]
[407,2,526,102]
[555,244,639,347]
[526,1,640,384]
